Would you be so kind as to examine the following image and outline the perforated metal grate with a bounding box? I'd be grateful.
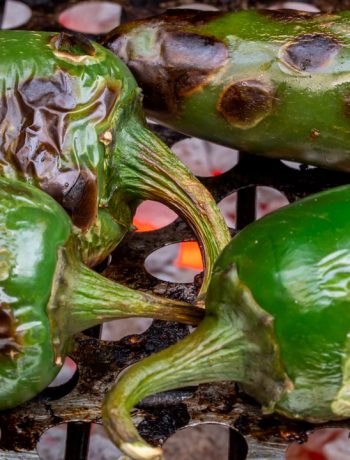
[0,1,350,459]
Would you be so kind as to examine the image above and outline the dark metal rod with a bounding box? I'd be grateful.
[228,429,249,460]
[83,325,102,338]
[0,0,6,29]
[64,422,91,460]
[236,185,256,231]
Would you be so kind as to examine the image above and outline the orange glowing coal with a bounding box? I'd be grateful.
[175,242,203,270]
[133,218,156,232]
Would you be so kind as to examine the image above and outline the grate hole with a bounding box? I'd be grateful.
[172,138,238,177]
[267,1,321,11]
[286,428,350,460]
[145,242,202,283]
[38,357,78,401]
[58,1,122,35]
[101,318,153,341]
[218,192,237,229]
[281,159,317,171]
[163,423,248,460]
[48,357,77,388]
[2,1,32,29]
[37,423,67,460]
[218,187,288,228]
[256,186,289,219]
[133,201,178,232]
[88,423,122,459]
[37,423,123,460]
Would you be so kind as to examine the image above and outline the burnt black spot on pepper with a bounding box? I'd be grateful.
[218,80,275,129]
[0,306,21,358]
[161,32,227,71]
[62,169,98,231]
[174,70,209,98]
[50,32,96,58]
[123,31,228,114]
[280,33,340,72]
[260,8,320,22]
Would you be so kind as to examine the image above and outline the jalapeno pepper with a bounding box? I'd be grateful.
[102,184,350,459]
[0,176,204,410]
[104,8,350,171]
[0,30,230,297]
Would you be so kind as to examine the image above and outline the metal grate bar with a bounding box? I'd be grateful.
[64,422,91,460]
[0,0,6,29]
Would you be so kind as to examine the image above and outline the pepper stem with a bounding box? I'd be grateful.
[49,246,204,341]
[116,110,231,299]
[102,264,290,459]
[103,316,238,460]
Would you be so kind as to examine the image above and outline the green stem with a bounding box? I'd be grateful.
[116,114,231,300]
[49,246,204,343]
[102,316,240,460]
[102,264,290,459]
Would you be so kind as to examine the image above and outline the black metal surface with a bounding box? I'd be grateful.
[0,1,350,459]
[64,422,91,460]
[0,0,6,29]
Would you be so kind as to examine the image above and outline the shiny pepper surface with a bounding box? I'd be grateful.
[102,185,350,459]
[105,8,350,171]
[0,177,203,410]
[0,30,230,296]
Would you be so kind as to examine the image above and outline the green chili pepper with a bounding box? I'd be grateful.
[102,184,350,459]
[104,8,350,171]
[0,30,230,297]
[0,176,204,410]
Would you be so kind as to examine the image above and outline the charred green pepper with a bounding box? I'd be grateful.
[0,30,230,296]
[0,176,203,410]
[102,184,350,459]
[105,8,350,171]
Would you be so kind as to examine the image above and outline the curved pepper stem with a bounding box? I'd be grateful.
[102,316,230,460]
[114,108,230,299]
[50,246,204,341]
[102,264,290,459]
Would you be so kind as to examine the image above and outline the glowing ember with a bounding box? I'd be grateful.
[133,201,177,232]
[58,1,122,35]
[176,241,203,271]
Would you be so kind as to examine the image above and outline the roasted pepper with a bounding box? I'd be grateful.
[0,176,204,410]
[0,30,230,296]
[104,8,350,171]
[102,184,350,459]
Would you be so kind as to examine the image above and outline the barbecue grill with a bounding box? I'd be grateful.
[1,0,350,459]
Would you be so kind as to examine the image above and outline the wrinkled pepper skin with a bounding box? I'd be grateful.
[0,177,203,410]
[105,8,350,171]
[0,30,230,296]
[102,185,350,460]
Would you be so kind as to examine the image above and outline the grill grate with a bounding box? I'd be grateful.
[0,0,350,459]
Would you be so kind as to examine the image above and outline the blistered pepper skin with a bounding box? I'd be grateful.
[0,31,230,296]
[0,177,204,410]
[105,8,350,171]
[102,185,350,459]
[0,178,72,408]
[0,31,130,266]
